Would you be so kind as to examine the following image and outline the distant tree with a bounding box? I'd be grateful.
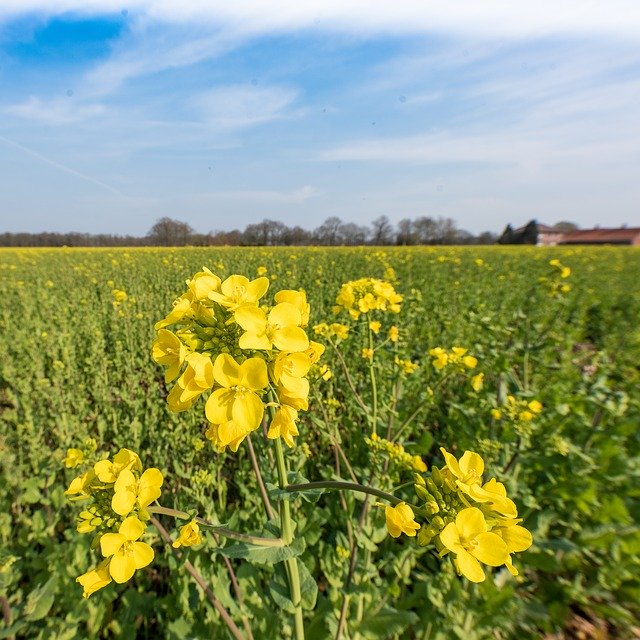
[521,220,538,244]
[313,217,344,245]
[476,231,498,245]
[370,215,393,245]
[498,224,515,245]
[340,222,369,245]
[413,217,438,244]
[147,217,194,246]
[282,225,312,246]
[396,218,416,245]
[433,217,459,244]
[553,221,579,233]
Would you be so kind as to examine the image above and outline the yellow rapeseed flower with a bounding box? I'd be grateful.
[439,507,509,583]
[235,303,309,352]
[208,275,269,311]
[100,517,154,584]
[173,520,203,548]
[111,467,164,517]
[64,448,85,468]
[152,329,189,383]
[205,354,268,430]
[385,502,420,538]
[267,405,300,448]
[76,559,112,599]
[471,373,484,392]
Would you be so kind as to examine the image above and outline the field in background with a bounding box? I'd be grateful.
[1,245,639,639]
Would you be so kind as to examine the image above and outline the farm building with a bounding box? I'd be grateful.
[559,227,640,245]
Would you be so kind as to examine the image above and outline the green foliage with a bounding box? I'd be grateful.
[1,245,639,638]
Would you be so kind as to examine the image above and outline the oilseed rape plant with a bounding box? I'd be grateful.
[61,266,534,638]
[5,245,637,638]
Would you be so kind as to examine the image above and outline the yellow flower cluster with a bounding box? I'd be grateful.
[491,396,543,436]
[152,270,323,451]
[429,347,478,372]
[407,448,533,582]
[365,433,427,473]
[313,322,350,340]
[333,277,403,320]
[394,356,419,375]
[64,448,163,598]
[539,258,572,297]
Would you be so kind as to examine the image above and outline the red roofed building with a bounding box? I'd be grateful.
[559,227,640,246]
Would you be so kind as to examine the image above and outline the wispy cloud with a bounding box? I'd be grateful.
[4,96,106,124]
[191,84,298,130]
[0,134,121,194]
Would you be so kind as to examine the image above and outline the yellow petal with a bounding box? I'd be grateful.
[235,306,267,334]
[111,488,136,516]
[439,523,464,554]
[239,358,268,391]
[213,354,241,388]
[385,506,402,538]
[497,524,533,553]
[472,532,509,566]
[456,507,487,540]
[456,550,485,582]
[269,302,301,328]
[205,388,234,424]
[272,327,309,352]
[459,451,484,478]
[231,391,264,429]
[245,276,270,301]
[120,516,146,541]
[279,374,309,399]
[77,560,112,598]
[137,468,163,508]
[218,420,252,447]
[239,332,272,350]
[109,550,136,583]
[132,542,154,569]
[100,532,125,558]
[221,274,250,297]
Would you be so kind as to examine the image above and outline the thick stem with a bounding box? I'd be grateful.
[274,437,305,640]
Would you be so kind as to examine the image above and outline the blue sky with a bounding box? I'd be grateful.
[1,1,639,236]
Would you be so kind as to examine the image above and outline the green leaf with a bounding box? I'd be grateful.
[357,606,419,638]
[24,576,56,621]
[268,559,318,613]
[219,536,305,564]
[297,560,318,611]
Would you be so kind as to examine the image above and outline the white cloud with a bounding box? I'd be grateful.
[2,1,640,38]
[191,84,298,130]
[4,96,106,124]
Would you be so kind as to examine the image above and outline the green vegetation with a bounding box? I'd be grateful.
[1,245,638,639]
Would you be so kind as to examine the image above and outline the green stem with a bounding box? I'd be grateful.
[274,436,305,640]
[286,480,417,509]
[147,506,284,547]
[367,325,378,435]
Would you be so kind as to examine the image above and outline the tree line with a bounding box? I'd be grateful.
[0,215,498,247]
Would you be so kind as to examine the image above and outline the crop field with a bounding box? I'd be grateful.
[1,245,639,640]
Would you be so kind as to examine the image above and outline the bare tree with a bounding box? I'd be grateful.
[147,217,194,246]
[340,222,369,245]
[370,215,394,245]
[396,218,416,245]
[313,217,344,245]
